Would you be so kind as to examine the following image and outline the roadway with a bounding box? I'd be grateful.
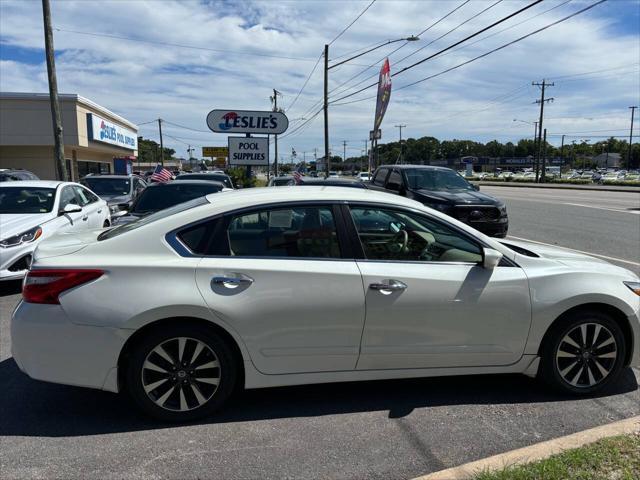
[1,186,639,479]
[482,185,640,274]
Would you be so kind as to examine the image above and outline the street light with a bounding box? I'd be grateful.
[323,36,419,177]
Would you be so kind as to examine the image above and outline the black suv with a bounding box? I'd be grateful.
[80,174,147,217]
[368,165,508,237]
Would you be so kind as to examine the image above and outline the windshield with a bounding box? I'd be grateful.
[99,196,209,241]
[176,174,232,188]
[0,187,56,213]
[82,177,131,196]
[132,183,222,213]
[405,169,473,191]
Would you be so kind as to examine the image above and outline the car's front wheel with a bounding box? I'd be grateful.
[126,324,237,421]
[540,310,626,394]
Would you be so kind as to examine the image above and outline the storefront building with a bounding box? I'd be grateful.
[0,92,138,181]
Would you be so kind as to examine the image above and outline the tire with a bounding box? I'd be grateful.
[540,310,626,395]
[126,324,237,422]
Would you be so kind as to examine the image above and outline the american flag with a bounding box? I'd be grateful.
[150,164,172,183]
[292,170,303,184]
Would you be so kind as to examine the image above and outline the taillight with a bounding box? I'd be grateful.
[23,269,104,304]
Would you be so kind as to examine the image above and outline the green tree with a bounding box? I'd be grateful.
[137,137,175,164]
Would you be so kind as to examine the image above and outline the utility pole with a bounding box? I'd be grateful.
[42,0,67,181]
[560,134,565,171]
[342,140,347,164]
[628,106,638,168]
[323,44,330,178]
[540,128,548,182]
[158,118,164,165]
[395,124,406,164]
[271,89,282,177]
[532,80,554,182]
[532,121,538,171]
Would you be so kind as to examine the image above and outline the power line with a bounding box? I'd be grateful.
[54,27,326,63]
[285,50,324,112]
[331,0,608,106]
[161,120,210,133]
[328,0,376,46]
[330,0,545,105]
[328,0,472,97]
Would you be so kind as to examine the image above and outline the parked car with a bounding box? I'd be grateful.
[0,181,109,280]
[175,172,234,189]
[600,171,627,184]
[357,172,371,182]
[80,174,147,218]
[112,180,226,225]
[267,176,294,186]
[368,165,508,237]
[294,178,368,188]
[0,169,39,182]
[12,187,640,421]
[328,171,339,178]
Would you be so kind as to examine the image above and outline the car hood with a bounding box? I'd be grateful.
[33,228,103,260]
[413,188,500,205]
[100,194,131,204]
[0,213,56,239]
[501,239,637,279]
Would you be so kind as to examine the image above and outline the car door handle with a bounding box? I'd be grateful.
[82,216,88,221]
[97,209,102,214]
[212,275,254,289]
[369,280,407,294]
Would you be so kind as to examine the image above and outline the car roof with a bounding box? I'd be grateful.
[0,180,66,188]
[204,186,422,211]
[300,178,365,186]
[177,172,229,178]
[377,165,453,171]
[148,179,224,187]
[81,175,139,180]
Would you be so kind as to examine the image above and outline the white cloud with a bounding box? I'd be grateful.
[1,0,638,161]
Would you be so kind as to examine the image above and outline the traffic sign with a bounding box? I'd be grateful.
[228,136,269,166]
[202,146,228,158]
[369,129,381,141]
[207,110,289,134]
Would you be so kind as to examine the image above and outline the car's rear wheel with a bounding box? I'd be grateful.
[540,310,626,394]
[126,325,237,421]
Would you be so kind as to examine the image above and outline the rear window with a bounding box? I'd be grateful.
[99,197,208,241]
[132,183,222,213]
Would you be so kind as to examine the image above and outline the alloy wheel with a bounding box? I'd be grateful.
[555,322,617,388]
[141,337,220,411]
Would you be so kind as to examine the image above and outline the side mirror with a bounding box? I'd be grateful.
[482,248,503,269]
[59,203,82,215]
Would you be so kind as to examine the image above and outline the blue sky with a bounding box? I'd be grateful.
[1,0,639,161]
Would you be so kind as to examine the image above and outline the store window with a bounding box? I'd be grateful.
[77,161,111,178]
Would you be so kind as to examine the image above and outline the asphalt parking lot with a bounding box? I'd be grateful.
[1,186,639,479]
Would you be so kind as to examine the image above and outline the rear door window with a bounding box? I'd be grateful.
[227,206,342,258]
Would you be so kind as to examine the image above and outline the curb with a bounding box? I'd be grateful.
[412,415,640,480]
[471,181,640,193]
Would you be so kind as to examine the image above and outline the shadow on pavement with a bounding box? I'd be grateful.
[0,280,22,297]
[1,357,637,438]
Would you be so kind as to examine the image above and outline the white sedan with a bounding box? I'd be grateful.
[0,181,110,280]
[11,187,640,422]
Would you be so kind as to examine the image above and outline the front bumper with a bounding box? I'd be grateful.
[11,301,132,392]
[0,243,34,280]
[471,217,509,237]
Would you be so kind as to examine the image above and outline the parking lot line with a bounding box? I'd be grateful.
[506,235,640,267]
[563,203,640,215]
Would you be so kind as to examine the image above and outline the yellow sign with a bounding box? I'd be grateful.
[202,146,228,157]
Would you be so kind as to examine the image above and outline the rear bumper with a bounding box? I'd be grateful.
[11,301,132,392]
